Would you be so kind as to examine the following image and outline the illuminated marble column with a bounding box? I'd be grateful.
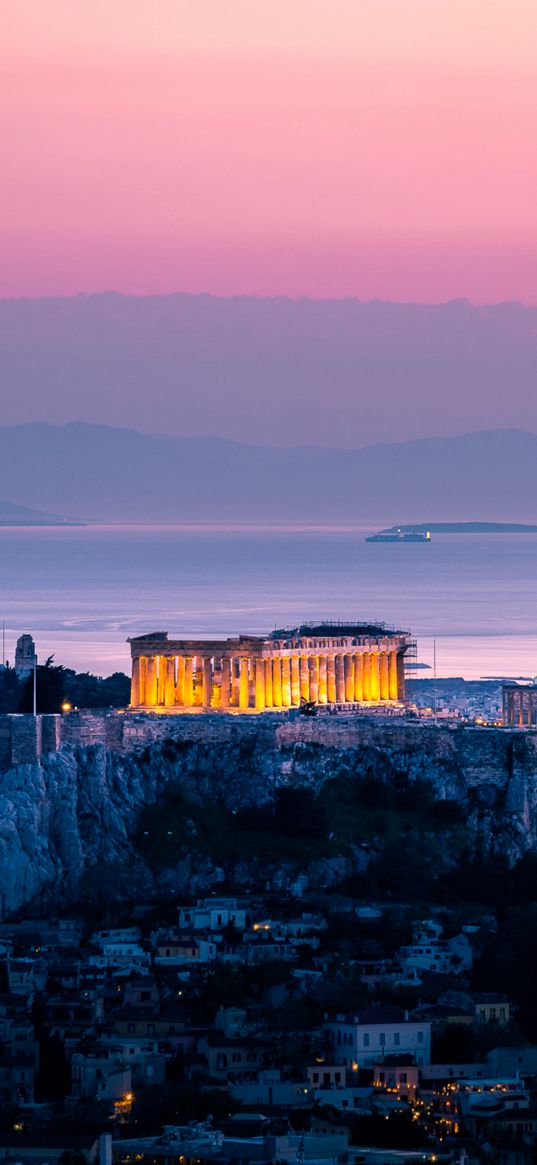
[309,655,319,702]
[397,653,405,701]
[231,658,240,707]
[239,658,250,710]
[264,658,273,708]
[272,657,283,707]
[281,657,291,706]
[220,658,231,709]
[519,691,524,727]
[165,657,176,707]
[354,654,364,701]
[192,658,202,706]
[327,655,336,703]
[146,656,158,706]
[255,658,266,710]
[209,661,219,709]
[138,656,147,705]
[335,655,346,702]
[318,655,328,703]
[370,652,380,701]
[389,652,398,700]
[379,652,389,701]
[300,656,310,702]
[362,653,372,701]
[202,657,213,707]
[344,654,354,701]
[291,656,301,706]
[158,656,168,705]
[131,657,141,705]
[175,657,185,706]
[184,658,194,708]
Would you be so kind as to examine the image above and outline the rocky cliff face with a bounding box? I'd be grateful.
[1,716,537,914]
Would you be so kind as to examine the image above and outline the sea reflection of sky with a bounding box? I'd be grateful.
[1,525,536,679]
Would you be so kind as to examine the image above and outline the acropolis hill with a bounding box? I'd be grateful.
[1,706,537,914]
[0,607,532,915]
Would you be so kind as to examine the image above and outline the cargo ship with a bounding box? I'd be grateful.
[366,527,431,543]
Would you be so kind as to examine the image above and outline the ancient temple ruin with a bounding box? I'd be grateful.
[128,622,411,712]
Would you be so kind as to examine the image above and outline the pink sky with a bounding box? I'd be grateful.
[2,0,537,302]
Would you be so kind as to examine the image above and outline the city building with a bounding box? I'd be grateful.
[178,898,248,931]
[128,622,411,712]
[324,1005,431,1067]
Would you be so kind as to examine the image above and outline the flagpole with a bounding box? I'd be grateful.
[433,638,437,725]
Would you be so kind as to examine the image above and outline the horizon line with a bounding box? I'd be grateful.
[1,289,537,310]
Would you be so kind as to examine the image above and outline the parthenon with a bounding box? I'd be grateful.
[128,622,410,712]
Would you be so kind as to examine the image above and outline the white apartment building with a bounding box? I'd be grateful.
[324,1005,431,1067]
[178,898,247,932]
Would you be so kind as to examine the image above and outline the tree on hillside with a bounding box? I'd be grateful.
[0,664,23,713]
[19,656,64,713]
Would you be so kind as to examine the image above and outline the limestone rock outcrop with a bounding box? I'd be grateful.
[0,715,536,914]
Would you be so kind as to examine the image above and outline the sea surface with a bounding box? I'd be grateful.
[1,524,537,681]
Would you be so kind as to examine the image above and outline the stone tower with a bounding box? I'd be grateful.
[14,634,36,676]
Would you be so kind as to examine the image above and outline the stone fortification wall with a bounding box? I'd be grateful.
[2,708,396,768]
[0,713,61,767]
[0,706,535,780]
[60,711,124,751]
[277,717,532,792]
[0,710,122,769]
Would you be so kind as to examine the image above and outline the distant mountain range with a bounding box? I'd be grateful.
[2,293,537,448]
[0,422,536,523]
[0,497,71,525]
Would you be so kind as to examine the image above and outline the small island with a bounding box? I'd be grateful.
[0,498,84,526]
[382,521,537,534]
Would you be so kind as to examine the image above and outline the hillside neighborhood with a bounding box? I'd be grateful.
[0,888,534,1165]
